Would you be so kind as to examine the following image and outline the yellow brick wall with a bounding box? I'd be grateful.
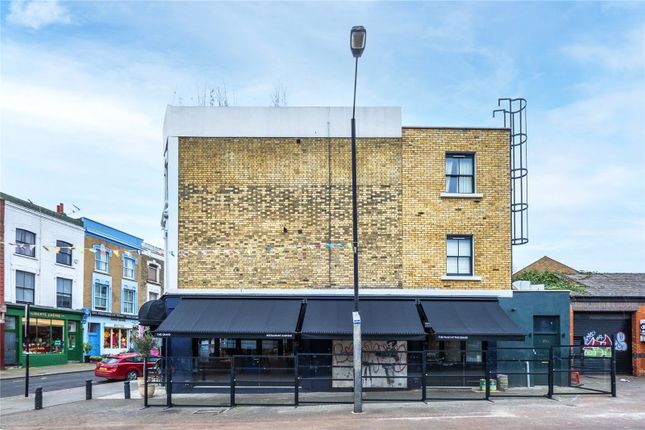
[83,237,147,312]
[177,128,511,290]
[402,128,511,289]
[178,136,403,289]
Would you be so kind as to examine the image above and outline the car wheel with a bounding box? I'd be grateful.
[126,370,138,381]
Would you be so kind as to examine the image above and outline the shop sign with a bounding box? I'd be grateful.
[31,311,65,320]
[640,320,645,342]
[437,335,468,340]
[265,333,293,338]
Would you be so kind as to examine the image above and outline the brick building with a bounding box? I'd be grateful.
[143,106,571,392]
[82,218,147,356]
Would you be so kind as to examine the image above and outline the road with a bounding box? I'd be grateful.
[0,370,113,398]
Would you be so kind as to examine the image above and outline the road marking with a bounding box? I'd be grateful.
[373,411,517,421]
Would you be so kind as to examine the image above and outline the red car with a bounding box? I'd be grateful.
[94,353,160,381]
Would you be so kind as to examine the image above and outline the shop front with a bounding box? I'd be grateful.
[85,312,138,356]
[4,304,84,367]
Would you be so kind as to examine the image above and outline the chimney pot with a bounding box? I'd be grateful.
[57,203,64,214]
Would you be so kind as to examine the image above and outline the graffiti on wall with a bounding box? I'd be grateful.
[332,340,408,388]
[583,331,628,357]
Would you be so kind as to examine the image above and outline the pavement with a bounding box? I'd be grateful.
[0,377,643,429]
[0,362,96,380]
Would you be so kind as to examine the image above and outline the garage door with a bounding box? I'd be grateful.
[573,312,632,374]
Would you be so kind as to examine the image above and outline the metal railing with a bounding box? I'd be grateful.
[142,345,616,408]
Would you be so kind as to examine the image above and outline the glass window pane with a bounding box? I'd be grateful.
[458,239,472,256]
[446,177,458,193]
[459,157,473,175]
[446,257,458,274]
[446,157,459,175]
[446,239,459,256]
[458,176,473,193]
[458,257,472,274]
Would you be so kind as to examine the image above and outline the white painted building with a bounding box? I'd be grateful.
[142,242,164,301]
[2,194,85,309]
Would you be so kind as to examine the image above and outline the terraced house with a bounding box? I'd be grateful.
[82,218,147,356]
[141,106,571,396]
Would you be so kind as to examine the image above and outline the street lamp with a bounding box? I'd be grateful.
[350,24,365,414]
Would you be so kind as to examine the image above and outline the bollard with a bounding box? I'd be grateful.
[124,380,131,399]
[85,380,92,400]
[35,387,43,410]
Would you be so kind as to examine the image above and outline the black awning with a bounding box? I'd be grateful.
[153,298,303,338]
[138,300,166,327]
[421,300,525,340]
[301,299,427,340]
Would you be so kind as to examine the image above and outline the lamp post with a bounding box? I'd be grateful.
[350,25,366,414]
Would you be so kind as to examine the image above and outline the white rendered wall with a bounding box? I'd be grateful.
[3,202,85,309]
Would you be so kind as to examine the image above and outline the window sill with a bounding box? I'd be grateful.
[440,193,484,199]
[55,263,74,269]
[13,253,38,260]
[94,270,110,276]
[441,275,482,281]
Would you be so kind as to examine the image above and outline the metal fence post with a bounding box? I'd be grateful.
[34,387,42,410]
[421,351,427,402]
[294,354,299,407]
[483,350,489,400]
[611,337,617,397]
[166,355,172,408]
[547,346,554,399]
[124,381,131,399]
[85,380,92,400]
[143,357,148,407]
[485,370,491,400]
[230,358,236,407]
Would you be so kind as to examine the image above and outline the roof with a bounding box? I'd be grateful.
[82,217,143,250]
[0,192,83,227]
[513,256,578,277]
[566,273,645,298]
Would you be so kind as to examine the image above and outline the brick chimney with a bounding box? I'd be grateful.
[56,203,64,214]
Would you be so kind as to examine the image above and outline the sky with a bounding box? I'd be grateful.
[0,1,644,272]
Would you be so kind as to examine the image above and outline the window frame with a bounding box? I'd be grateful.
[56,240,73,266]
[15,228,36,257]
[56,277,73,308]
[147,263,159,283]
[123,256,136,280]
[16,270,36,304]
[445,153,475,194]
[446,235,473,276]
[93,282,110,311]
[94,248,110,273]
[121,286,137,315]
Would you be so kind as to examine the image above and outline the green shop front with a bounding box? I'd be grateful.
[4,305,84,367]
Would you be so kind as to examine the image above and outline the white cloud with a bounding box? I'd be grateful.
[6,0,71,29]
[563,24,645,72]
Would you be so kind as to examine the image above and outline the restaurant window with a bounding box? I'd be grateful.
[103,327,130,349]
[220,338,237,357]
[465,339,483,364]
[15,228,36,257]
[56,277,73,308]
[16,270,35,304]
[56,240,73,266]
[24,318,65,354]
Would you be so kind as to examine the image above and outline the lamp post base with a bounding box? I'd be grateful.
[353,312,362,413]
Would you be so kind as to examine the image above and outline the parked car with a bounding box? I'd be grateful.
[94,353,160,381]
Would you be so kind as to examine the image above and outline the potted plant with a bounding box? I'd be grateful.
[131,328,156,397]
[83,342,93,363]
